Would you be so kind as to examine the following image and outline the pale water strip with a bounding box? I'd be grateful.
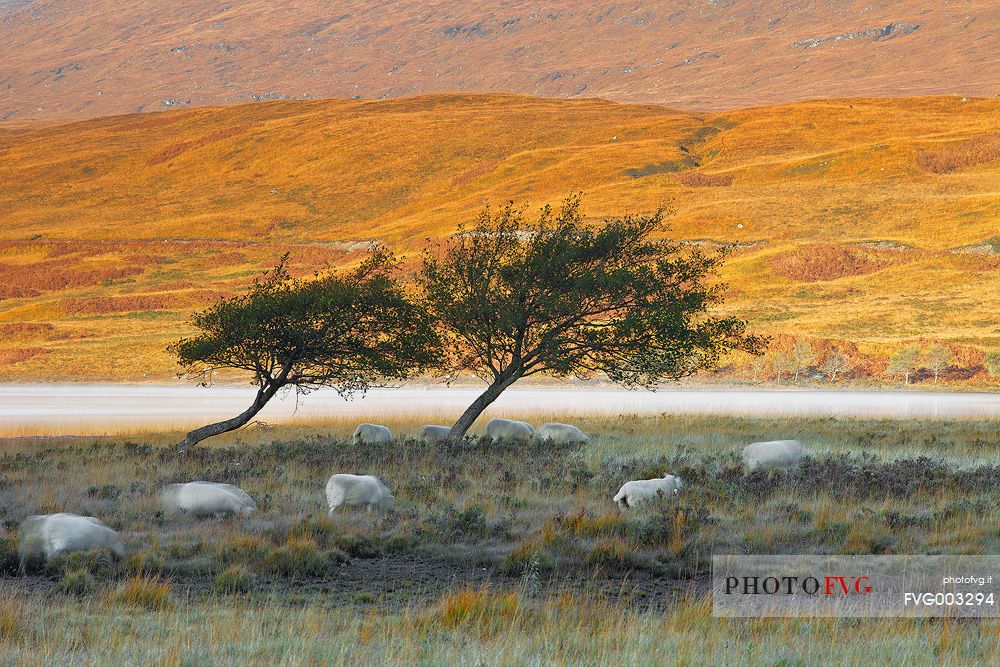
[1,384,999,436]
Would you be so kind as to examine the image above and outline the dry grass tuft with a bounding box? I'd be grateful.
[0,600,28,644]
[110,575,171,610]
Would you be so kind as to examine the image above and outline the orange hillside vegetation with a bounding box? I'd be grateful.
[0,93,998,382]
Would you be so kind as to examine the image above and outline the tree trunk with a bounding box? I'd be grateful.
[176,382,283,452]
[448,372,522,442]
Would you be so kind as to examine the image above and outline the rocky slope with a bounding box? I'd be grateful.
[1,0,997,121]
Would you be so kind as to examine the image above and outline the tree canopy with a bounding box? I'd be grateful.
[172,249,439,449]
[420,196,765,439]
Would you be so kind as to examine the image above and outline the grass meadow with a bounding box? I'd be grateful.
[1,95,999,385]
[2,412,1000,664]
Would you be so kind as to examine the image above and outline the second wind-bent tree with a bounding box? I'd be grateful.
[171,249,439,451]
[421,196,766,441]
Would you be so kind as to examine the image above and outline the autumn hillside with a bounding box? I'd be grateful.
[2,0,998,121]
[0,93,998,382]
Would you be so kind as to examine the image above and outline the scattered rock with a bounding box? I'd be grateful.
[794,23,921,49]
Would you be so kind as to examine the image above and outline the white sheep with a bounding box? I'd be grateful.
[613,475,684,509]
[352,423,392,445]
[535,422,590,445]
[419,424,452,444]
[484,418,534,443]
[160,481,257,518]
[326,474,395,513]
[18,513,126,568]
[742,440,812,471]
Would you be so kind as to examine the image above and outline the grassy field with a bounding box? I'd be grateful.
[1,94,999,382]
[2,413,1000,664]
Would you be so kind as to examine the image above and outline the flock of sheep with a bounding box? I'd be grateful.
[15,416,813,571]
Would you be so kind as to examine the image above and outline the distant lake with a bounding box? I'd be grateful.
[1,384,998,436]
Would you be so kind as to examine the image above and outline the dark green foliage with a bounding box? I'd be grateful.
[421,195,764,438]
[171,249,441,448]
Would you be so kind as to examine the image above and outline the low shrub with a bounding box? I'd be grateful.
[216,535,268,567]
[554,509,628,539]
[110,575,170,610]
[265,538,348,579]
[334,533,382,559]
[500,540,555,576]
[123,550,163,576]
[916,134,1000,173]
[584,539,637,570]
[215,565,254,595]
[45,550,117,579]
[55,569,96,598]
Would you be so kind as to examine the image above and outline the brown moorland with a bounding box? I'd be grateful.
[1,0,998,121]
[0,93,998,382]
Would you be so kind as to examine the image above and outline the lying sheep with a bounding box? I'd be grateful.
[484,418,534,443]
[353,423,392,445]
[419,424,452,444]
[18,513,126,569]
[160,481,257,518]
[742,440,812,471]
[326,474,395,513]
[613,475,684,509]
[535,422,590,445]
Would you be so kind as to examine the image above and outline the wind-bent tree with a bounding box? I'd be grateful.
[172,250,439,451]
[420,196,765,441]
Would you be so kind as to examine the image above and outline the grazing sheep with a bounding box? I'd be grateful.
[484,418,534,443]
[613,475,684,509]
[326,474,395,513]
[160,481,257,518]
[419,424,452,444]
[535,422,590,445]
[352,423,392,445]
[18,513,126,569]
[742,440,812,471]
